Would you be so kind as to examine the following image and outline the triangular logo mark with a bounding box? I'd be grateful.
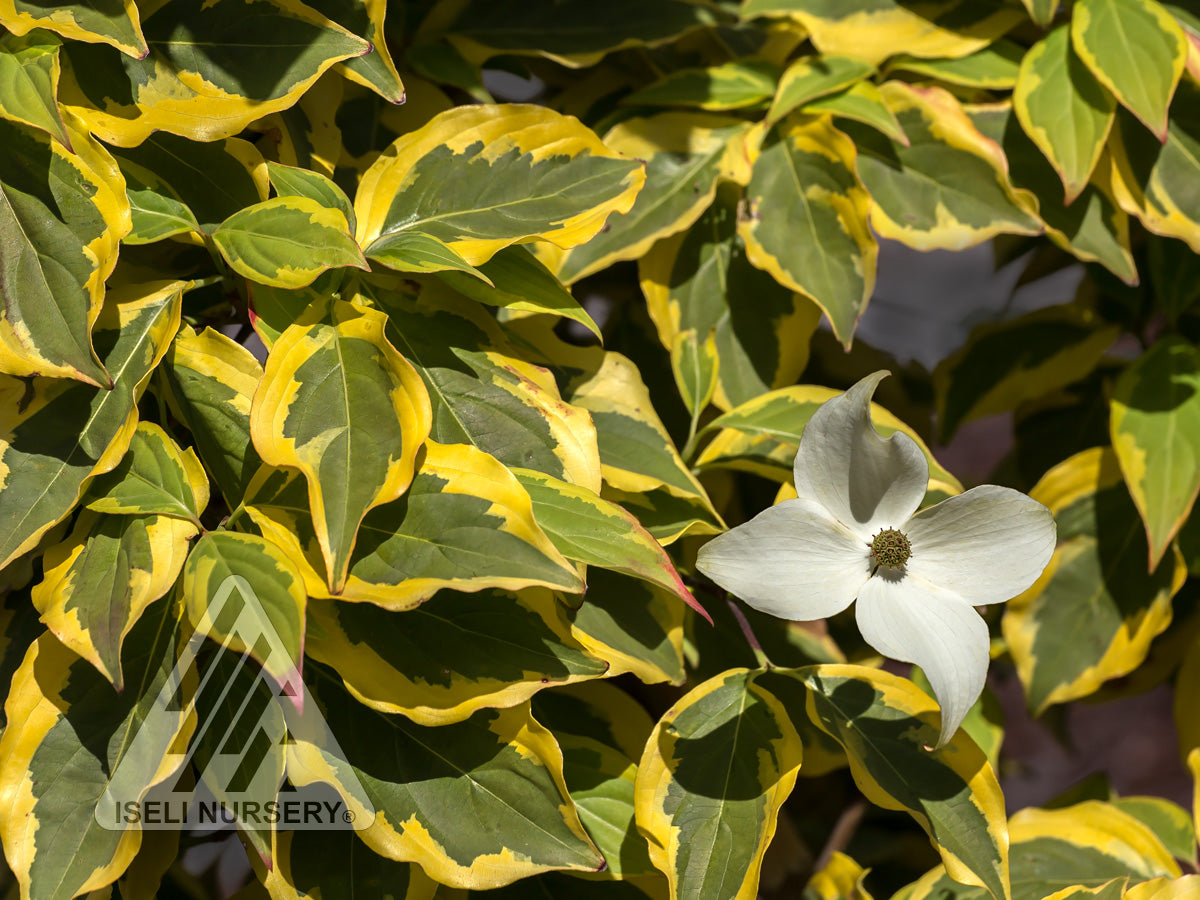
[96,575,376,832]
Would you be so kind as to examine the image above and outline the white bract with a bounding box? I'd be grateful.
[696,371,1056,747]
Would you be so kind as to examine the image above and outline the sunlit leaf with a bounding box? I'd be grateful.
[251,297,432,592]
[355,104,644,266]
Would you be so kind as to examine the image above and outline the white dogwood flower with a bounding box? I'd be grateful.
[696,371,1055,747]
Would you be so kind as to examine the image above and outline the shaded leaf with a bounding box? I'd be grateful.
[639,182,822,411]
[259,828,438,900]
[1109,79,1200,252]
[111,134,266,232]
[934,304,1119,442]
[304,0,405,102]
[292,671,604,889]
[1003,448,1186,712]
[306,587,605,726]
[442,0,714,67]
[635,669,802,900]
[567,568,686,685]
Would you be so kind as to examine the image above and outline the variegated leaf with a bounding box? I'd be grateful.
[768,55,875,124]
[111,134,267,232]
[532,681,657,879]
[266,160,356,234]
[1015,26,1116,203]
[1003,448,1186,712]
[1072,0,1186,140]
[366,231,490,282]
[1109,78,1200,252]
[158,326,264,509]
[438,245,600,339]
[182,531,306,697]
[1111,337,1200,567]
[623,61,779,111]
[212,196,368,289]
[803,81,908,145]
[441,0,714,68]
[887,41,1024,89]
[290,673,604,889]
[0,0,146,58]
[84,422,209,523]
[849,82,1042,250]
[512,467,707,619]
[547,112,752,284]
[635,669,802,900]
[567,568,686,685]
[639,183,822,411]
[31,510,195,690]
[695,384,961,496]
[739,114,876,346]
[903,802,1178,900]
[305,0,405,102]
[306,587,605,725]
[0,280,182,571]
[0,599,193,900]
[782,666,1009,900]
[740,0,1023,66]
[969,103,1138,284]
[250,296,432,592]
[0,114,129,385]
[245,441,583,608]
[58,0,369,146]
[376,283,602,491]
[0,28,70,146]
[355,104,644,266]
[258,829,439,900]
[934,305,1119,442]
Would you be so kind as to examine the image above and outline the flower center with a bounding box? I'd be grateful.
[870,527,911,569]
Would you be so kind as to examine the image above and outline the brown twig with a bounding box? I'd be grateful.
[812,798,867,874]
